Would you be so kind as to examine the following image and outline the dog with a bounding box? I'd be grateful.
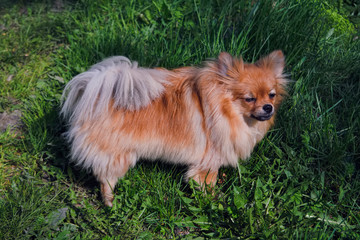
[61,50,287,207]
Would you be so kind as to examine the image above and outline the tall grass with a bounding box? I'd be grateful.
[1,0,359,238]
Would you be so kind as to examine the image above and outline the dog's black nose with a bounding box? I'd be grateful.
[263,104,273,113]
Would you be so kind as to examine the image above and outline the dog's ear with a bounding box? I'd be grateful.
[217,52,234,76]
[256,50,285,77]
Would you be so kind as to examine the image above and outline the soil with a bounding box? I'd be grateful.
[0,110,23,133]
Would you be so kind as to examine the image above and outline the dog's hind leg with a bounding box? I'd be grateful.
[96,152,136,207]
[100,177,119,207]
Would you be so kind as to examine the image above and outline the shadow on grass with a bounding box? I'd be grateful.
[0,0,78,12]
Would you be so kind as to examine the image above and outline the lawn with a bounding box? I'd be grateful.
[1,0,359,239]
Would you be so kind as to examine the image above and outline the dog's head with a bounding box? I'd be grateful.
[217,50,287,121]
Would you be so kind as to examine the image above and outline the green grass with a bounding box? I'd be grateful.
[1,0,360,239]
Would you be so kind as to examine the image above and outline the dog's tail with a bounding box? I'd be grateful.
[61,56,168,122]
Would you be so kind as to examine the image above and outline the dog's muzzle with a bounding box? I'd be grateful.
[251,104,274,121]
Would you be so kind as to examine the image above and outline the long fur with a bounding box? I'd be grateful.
[61,56,168,121]
[61,51,288,206]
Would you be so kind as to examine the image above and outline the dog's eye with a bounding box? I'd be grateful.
[269,93,276,99]
[245,97,256,102]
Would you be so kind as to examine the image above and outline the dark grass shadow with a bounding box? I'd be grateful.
[0,0,78,11]
[22,101,101,201]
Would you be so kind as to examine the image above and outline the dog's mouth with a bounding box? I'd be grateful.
[251,114,273,121]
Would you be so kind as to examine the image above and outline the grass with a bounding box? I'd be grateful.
[1,0,360,239]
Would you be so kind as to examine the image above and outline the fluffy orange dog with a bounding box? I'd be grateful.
[61,51,287,206]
